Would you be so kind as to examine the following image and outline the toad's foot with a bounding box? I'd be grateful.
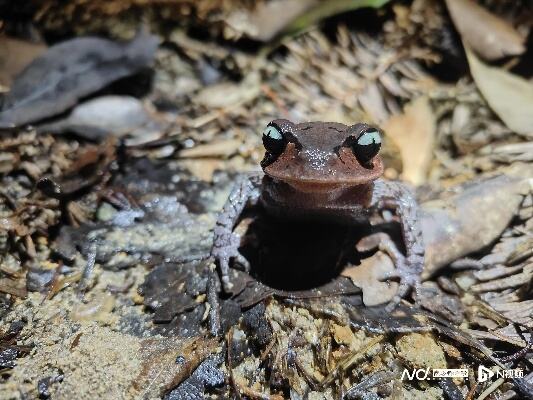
[209,225,250,336]
[210,173,261,293]
[356,232,422,310]
[381,257,421,312]
[211,227,250,292]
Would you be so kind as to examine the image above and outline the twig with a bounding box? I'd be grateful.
[476,377,504,400]
[466,381,479,400]
[497,326,532,363]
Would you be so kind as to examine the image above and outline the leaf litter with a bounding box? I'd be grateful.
[0,1,532,399]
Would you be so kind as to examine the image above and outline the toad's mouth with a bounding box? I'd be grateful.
[263,155,384,188]
[262,178,374,206]
[265,172,376,189]
[263,168,382,192]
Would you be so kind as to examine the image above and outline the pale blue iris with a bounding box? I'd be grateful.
[263,126,282,140]
[357,130,381,146]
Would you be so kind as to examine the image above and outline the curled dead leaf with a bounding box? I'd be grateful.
[445,0,525,61]
[466,47,533,138]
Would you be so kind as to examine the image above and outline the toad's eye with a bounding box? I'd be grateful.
[350,128,381,165]
[262,125,286,155]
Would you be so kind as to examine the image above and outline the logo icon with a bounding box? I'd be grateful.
[478,365,494,382]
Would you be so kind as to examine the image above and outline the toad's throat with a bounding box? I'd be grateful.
[262,155,384,188]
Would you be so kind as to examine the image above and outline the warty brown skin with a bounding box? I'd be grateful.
[208,119,424,333]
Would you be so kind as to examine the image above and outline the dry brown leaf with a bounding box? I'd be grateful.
[466,47,533,138]
[445,0,525,61]
[341,251,398,306]
[179,139,242,158]
[133,336,219,398]
[383,96,435,185]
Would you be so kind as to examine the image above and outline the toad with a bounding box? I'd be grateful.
[210,119,424,322]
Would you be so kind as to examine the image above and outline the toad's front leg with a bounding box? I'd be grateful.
[368,179,424,310]
[211,173,262,291]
